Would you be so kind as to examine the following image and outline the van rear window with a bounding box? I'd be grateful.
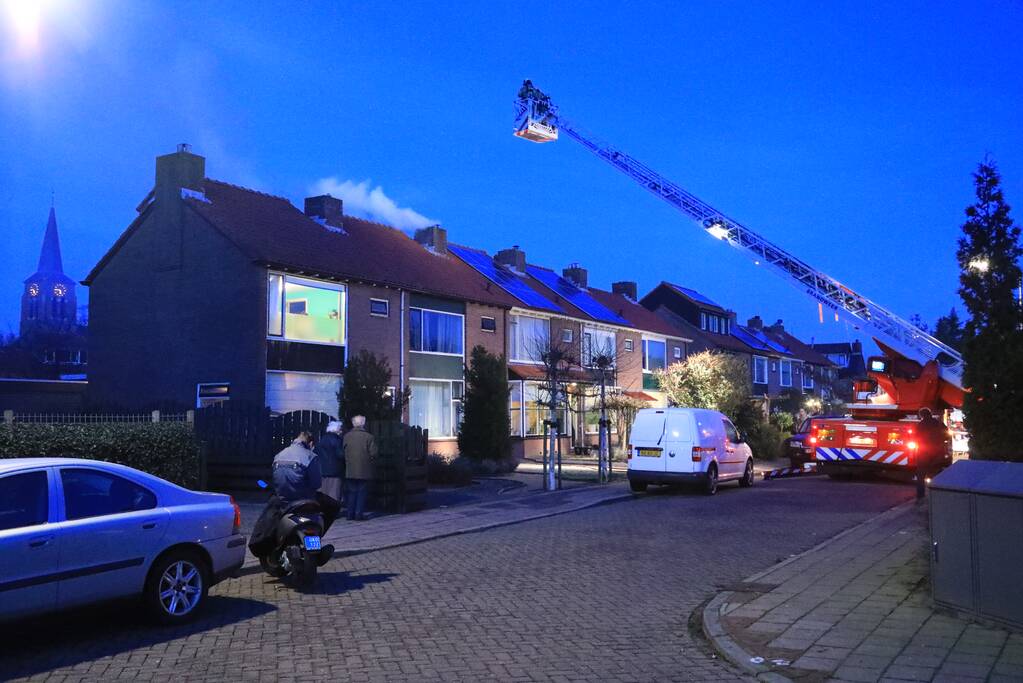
[632,411,667,442]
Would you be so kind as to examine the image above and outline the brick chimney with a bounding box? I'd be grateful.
[612,281,638,301]
[852,339,862,353]
[414,225,447,254]
[747,315,764,330]
[766,319,785,334]
[155,143,205,205]
[563,263,588,288]
[495,245,526,272]
[304,194,343,227]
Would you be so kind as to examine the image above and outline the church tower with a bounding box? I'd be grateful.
[21,206,78,337]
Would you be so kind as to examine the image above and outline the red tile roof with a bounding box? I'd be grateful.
[586,287,693,341]
[508,364,595,383]
[188,180,520,307]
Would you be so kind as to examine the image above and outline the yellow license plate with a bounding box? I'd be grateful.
[636,448,662,457]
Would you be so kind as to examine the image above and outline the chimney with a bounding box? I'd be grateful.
[155,143,205,204]
[563,263,588,288]
[747,315,763,330]
[612,281,638,301]
[852,339,862,353]
[767,319,785,334]
[304,194,344,227]
[495,245,526,272]
[414,225,447,254]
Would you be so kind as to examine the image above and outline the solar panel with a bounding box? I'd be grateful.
[449,245,564,313]
[526,266,631,325]
[732,326,792,355]
[670,284,722,309]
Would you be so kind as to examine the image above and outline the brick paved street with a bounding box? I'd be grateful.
[1,477,912,682]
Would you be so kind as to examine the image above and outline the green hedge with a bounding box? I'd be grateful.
[0,423,200,488]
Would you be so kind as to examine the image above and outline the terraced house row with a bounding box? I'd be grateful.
[85,147,836,457]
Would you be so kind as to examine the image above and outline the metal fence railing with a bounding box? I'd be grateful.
[2,410,194,425]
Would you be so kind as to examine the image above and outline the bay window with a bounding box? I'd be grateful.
[409,379,463,437]
[409,308,464,355]
[642,339,666,373]
[509,314,549,363]
[509,381,568,436]
[267,273,345,345]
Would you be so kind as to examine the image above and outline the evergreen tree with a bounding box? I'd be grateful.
[956,160,1023,461]
[457,345,511,462]
[933,307,964,351]
[337,350,406,426]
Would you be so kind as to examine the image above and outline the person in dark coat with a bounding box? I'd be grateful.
[343,415,377,521]
[915,408,948,499]
[315,421,345,503]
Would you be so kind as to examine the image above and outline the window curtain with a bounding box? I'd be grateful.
[409,380,453,437]
[511,315,548,362]
[422,310,463,354]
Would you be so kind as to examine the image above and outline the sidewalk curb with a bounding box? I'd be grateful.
[700,497,920,682]
[242,486,634,573]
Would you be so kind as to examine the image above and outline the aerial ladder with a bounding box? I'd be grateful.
[514,80,963,472]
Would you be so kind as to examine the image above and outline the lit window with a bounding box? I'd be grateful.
[753,356,768,384]
[673,346,682,360]
[481,316,496,332]
[409,379,463,437]
[370,298,389,317]
[267,273,345,345]
[409,308,464,355]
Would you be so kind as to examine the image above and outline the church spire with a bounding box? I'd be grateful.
[36,206,64,275]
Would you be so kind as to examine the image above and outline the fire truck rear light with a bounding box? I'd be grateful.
[808,436,817,445]
[908,441,918,450]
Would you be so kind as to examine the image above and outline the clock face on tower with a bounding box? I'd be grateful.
[53,284,67,298]
[28,283,40,297]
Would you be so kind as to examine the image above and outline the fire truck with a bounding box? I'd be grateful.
[512,81,964,476]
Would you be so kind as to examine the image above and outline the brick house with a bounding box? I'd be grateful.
[84,147,516,455]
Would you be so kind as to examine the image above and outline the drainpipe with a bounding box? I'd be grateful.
[399,290,406,421]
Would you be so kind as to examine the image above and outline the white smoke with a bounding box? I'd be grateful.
[310,178,436,232]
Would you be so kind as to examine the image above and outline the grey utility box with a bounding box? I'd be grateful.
[930,460,1023,631]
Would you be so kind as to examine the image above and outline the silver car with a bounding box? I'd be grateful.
[0,458,246,624]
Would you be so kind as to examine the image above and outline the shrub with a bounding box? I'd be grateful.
[426,453,474,487]
[745,421,785,460]
[458,346,511,462]
[338,350,408,428]
[0,422,200,488]
[655,350,751,417]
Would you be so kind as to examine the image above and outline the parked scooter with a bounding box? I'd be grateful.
[251,480,333,587]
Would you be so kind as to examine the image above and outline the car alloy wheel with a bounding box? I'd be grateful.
[158,559,204,617]
[740,460,754,488]
[705,466,718,495]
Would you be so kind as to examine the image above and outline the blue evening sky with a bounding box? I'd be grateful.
[2,1,1021,350]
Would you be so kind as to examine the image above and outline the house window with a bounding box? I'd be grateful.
[370,298,389,317]
[42,350,56,364]
[561,328,573,344]
[624,339,634,352]
[642,339,666,373]
[710,316,719,333]
[803,367,815,390]
[700,312,707,330]
[581,327,616,367]
[780,360,793,387]
[753,356,768,384]
[673,346,682,360]
[827,353,849,367]
[511,381,567,436]
[267,273,345,345]
[409,308,464,355]
[197,382,231,408]
[509,314,549,362]
[409,379,463,438]
[481,316,496,332]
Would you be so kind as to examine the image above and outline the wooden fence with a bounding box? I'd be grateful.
[196,402,428,513]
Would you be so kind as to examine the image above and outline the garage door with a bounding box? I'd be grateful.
[265,371,340,416]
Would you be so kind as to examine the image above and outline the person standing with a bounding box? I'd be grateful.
[315,421,345,504]
[915,407,948,499]
[343,415,377,521]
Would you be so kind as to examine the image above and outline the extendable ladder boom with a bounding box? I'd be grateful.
[514,83,964,390]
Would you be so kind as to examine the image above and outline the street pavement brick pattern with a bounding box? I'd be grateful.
[1,477,911,682]
[720,501,1023,682]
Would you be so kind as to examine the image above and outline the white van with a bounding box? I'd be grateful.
[627,407,755,495]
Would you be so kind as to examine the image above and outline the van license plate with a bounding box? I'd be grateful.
[637,448,661,457]
[303,535,321,551]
